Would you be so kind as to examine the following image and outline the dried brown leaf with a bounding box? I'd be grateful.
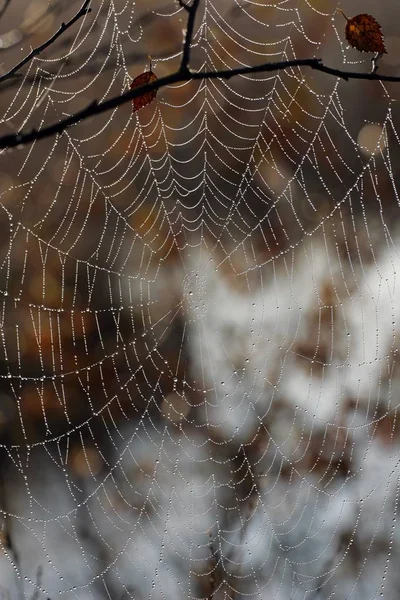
[130,70,158,112]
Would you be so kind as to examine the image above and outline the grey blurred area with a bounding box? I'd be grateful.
[0,0,399,599]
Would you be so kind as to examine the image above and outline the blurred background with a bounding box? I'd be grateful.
[0,0,399,598]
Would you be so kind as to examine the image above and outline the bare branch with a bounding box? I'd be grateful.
[180,0,201,72]
[0,0,91,84]
[1,55,400,150]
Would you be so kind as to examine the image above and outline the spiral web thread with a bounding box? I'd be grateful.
[0,0,399,598]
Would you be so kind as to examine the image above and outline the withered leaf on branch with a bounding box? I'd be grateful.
[130,70,158,113]
[338,10,387,54]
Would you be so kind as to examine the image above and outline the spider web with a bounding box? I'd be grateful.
[0,0,400,598]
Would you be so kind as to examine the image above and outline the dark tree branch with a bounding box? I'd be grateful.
[179,0,201,72]
[1,57,400,150]
[0,0,91,84]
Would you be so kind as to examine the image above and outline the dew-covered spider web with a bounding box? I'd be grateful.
[0,0,400,598]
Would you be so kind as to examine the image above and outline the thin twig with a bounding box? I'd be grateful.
[180,0,201,72]
[0,0,91,84]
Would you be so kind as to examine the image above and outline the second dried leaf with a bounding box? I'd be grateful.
[340,11,387,54]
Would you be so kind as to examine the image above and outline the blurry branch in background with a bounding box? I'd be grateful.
[0,0,79,51]
[0,0,11,24]
[0,49,175,92]
[30,566,43,600]
[207,535,217,600]
[0,0,91,84]
[0,0,400,149]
